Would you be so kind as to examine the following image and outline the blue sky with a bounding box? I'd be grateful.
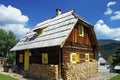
[0,0,120,40]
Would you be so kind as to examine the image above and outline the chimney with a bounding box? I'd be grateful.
[56,8,61,16]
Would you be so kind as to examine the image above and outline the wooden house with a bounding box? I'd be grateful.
[0,57,7,66]
[11,9,100,79]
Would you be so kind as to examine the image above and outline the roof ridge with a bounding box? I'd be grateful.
[24,10,76,35]
[72,12,93,26]
[33,10,75,30]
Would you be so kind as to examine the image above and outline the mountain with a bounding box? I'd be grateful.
[97,39,120,60]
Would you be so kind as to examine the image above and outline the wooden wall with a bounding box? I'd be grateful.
[30,46,59,65]
[16,50,24,70]
[16,46,60,70]
[63,23,95,63]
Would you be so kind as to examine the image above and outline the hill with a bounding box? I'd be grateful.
[97,39,120,60]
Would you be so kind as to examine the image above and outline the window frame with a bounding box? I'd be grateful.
[70,53,80,63]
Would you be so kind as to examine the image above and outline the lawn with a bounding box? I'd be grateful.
[110,74,120,80]
[0,73,17,80]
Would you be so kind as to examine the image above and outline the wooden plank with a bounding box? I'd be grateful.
[63,47,93,53]
[64,42,92,49]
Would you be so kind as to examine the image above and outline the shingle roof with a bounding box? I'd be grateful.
[10,10,92,51]
[98,53,107,64]
[114,66,120,70]
[98,57,107,64]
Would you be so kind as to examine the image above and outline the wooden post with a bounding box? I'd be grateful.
[24,50,29,71]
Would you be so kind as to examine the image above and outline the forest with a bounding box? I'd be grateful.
[98,39,120,66]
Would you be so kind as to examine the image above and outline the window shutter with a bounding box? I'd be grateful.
[85,53,89,61]
[42,53,48,64]
[19,54,23,62]
[76,54,80,62]
[78,24,84,37]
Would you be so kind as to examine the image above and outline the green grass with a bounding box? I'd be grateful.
[0,73,17,80]
[110,74,120,80]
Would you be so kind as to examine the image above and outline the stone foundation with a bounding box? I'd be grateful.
[30,61,98,80]
[63,61,98,80]
[30,64,58,80]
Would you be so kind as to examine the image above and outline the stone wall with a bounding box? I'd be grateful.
[29,61,98,80]
[63,60,98,80]
[30,64,58,80]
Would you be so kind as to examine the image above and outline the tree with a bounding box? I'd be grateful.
[0,29,8,57]
[108,48,120,66]
[107,54,113,65]
[112,48,120,66]
[0,29,18,65]
[6,31,18,56]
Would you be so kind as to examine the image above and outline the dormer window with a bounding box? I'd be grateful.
[78,24,84,37]
[34,27,46,35]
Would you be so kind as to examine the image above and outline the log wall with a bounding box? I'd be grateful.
[63,23,95,63]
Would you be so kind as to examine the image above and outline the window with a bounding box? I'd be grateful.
[70,53,80,63]
[78,24,84,37]
[85,53,89,61]
[42,53,48,64]
[34,27,46,35]
[100,63,106,66]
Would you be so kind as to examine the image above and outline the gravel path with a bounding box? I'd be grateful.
[89,72,118,80]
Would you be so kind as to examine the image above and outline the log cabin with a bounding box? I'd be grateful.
[11,9,100,79]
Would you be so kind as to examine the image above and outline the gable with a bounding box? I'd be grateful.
[62,21,99,51]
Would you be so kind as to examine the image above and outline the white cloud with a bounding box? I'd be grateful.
[0,24,30,39]
[111,11,120,20]
[0,4,30,39]
[0,4,29,24]
[104,8,113,15]
[94,19,120,40]
[107,1,116,7]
